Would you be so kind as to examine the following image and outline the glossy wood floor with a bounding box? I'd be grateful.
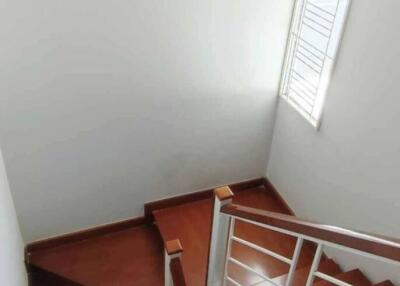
[29,225,164,286]
[153,186,316,286]
[29,184,393,286]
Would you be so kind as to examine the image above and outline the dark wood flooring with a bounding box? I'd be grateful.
[29,225,164,286]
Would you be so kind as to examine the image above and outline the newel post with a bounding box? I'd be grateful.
[207,186,234,286]
[165,239,183,286]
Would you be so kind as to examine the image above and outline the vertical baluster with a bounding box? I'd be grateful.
[165,239,183,286]
[222,218,235,286]
[207,186,234,286]
[165,248,173,286]
[305,244,324,286]
[164,250,173,286]
[286,238,304,286]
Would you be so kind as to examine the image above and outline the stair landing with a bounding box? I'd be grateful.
[29,225,163,286]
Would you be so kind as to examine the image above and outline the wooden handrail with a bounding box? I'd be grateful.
[221,203,400,262]
[170,256,187,286]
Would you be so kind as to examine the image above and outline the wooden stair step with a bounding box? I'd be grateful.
[315,269,372,286]
[153,185,310,286]
[374,281,395,286]
[271,259,342,286]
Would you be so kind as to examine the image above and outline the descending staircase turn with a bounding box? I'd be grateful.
[25,179,398,286]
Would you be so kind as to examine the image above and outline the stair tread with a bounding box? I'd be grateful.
[269,258,342,286]
[315,269,372,286]
[154,185,316,286]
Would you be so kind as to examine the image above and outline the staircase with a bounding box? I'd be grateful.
[25,178,398,286]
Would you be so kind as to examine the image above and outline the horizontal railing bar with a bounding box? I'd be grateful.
[304,15,332,32]
[305,8,334,25]
[282,94,315,121]
[290,80,316,102]
[298,43,325,61]
[287,93,313,116]
[232,215,400,267]
[307,1,336,18]
[290,83,316,104]
[228,257,280,286]
[226,276,243,286]
[232,236,292,264]
[291,74,318,97]
[296,49,324,69]
[295,54,322,74]
[314,272,352,286]
[289,86,315,106]
[303,22,330,38]
[292,32,327,57]
[288,90,315,108]
[221,204,400,265]
[292,70,319,90]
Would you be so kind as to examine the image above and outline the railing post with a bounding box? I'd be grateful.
[165,239,183,286]
[207,186,234,286]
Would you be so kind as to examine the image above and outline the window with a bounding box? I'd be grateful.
[280,0,351,128]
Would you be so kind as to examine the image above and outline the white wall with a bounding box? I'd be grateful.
[0,0,293,242]
[0,146,27,286]
[267,0,400,283]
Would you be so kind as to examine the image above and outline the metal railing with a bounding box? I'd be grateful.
[207,186,400,286]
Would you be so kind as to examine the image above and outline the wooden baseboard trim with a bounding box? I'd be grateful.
[26,177,264,254]
[26,216,147,254]
[262,177,296,216]
[144,177,264,220]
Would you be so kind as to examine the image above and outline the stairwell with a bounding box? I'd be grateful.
[25,179,397,286]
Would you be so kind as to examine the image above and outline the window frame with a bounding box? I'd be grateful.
[279,0,352,129]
